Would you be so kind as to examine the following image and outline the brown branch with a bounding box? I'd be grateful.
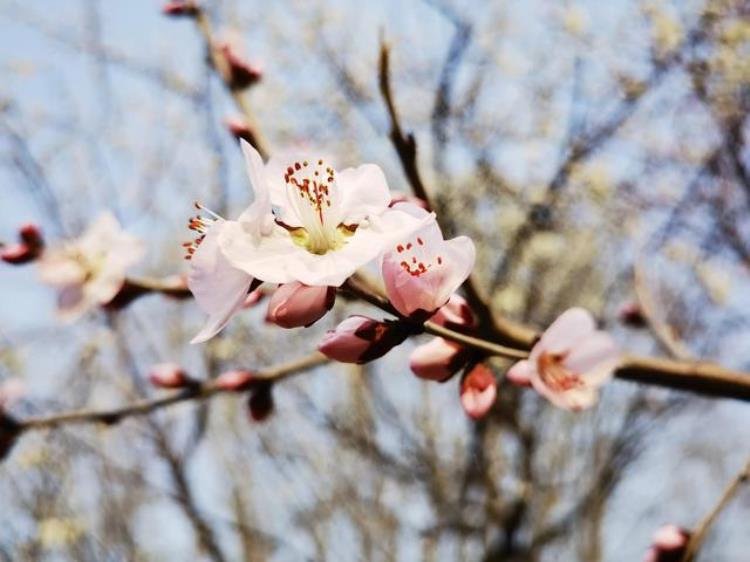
[17,353,328,432]
[682,456,750,562]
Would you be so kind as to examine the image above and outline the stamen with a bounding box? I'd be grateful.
[394,237,444,277]
[537,351,584,392]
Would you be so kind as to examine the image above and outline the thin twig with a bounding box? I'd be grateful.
[682,456,750,562]
[17,353,328,432]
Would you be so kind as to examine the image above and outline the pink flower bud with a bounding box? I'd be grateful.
[318,316,406,364]
[148,363,191,389]
[409,337,466,382]
[266,282,335,329]
[430,294,476,331]
[162,1,199,17]
[619,301,647,328]
[642,525,690,562]
[215,370,255,392]
[247,382,273,422]
[218,43,262,90]
[225,117,259,147]
[460,364,497,420]
[505,360,532,387]
[1,223,44,265]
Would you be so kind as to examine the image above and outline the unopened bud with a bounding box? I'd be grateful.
[643,525,690,562]
[318,316,407,364]
[162,1,199,17]
[218,43,262,90]
[148,363,191,389]
[409,337,466,382]
[215,370,255,392]
[619,301,647,328]
[430,294,476,331]
[247,381,273,422]
[460,364,497,420]
[1,223,44,265]
[266,282,335,329]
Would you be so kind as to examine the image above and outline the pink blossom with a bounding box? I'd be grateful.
[37,213,145,321]
[318,316,405,364]
[410,337,466,382]
[642,525,690,562]
[266,282,335,329]
[148,363,190,389]
[382,204,475,318]
[506,308,620,410]
[460,364,497,420]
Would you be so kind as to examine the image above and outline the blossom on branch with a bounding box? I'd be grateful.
[382,204,475,319]
[506,308,620,411]
[37,213,144,321]
[266,281,335,329]
[187,141,431,341]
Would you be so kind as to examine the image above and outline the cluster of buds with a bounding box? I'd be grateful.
[1,223,44,265]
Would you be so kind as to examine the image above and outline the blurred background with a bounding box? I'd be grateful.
[1,0,750,560]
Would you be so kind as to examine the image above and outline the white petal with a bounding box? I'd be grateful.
[237,140,273,236]
[539,307,597,355]
[565,331,620,385]
[337,163,391,224]
[188,222,254,343]
[431,235,476,307]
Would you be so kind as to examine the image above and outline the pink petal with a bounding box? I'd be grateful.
[189,222,254,343]
[538,307,596,355]
[506,360,533,387]
[409,337,465,381]
[337,163,391,224]
[564,331,620,385]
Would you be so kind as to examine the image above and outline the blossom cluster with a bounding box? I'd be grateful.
[3,141,622,419]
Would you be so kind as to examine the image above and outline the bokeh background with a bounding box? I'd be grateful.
[1,0,750,560]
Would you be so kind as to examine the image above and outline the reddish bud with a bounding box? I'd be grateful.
[1,223,44,265]
[643,525,690,562]
[266,282,335,329]
[460,364,497,420]
[218,43,262,90]
[0,415,20,463]
[318,316,407,364]
[225,117,261,148]
[409,337,467,382]
[619,301,647,328]
[247,382,273,422]
[215,370,255,392]
[162,1,199,17]
[430,294,476,332]
[148,363,191,389]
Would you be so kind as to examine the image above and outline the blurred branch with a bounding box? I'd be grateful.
[683,456,750,562]
[16,353,327,432]
[192,8,270,159]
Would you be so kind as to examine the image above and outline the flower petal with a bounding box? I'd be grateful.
[237,140,273,236]
[564,331,620,385]
[188,221,254,343]
[337,163,391,224]
[506,360,533,387]
[538,307,597,355]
